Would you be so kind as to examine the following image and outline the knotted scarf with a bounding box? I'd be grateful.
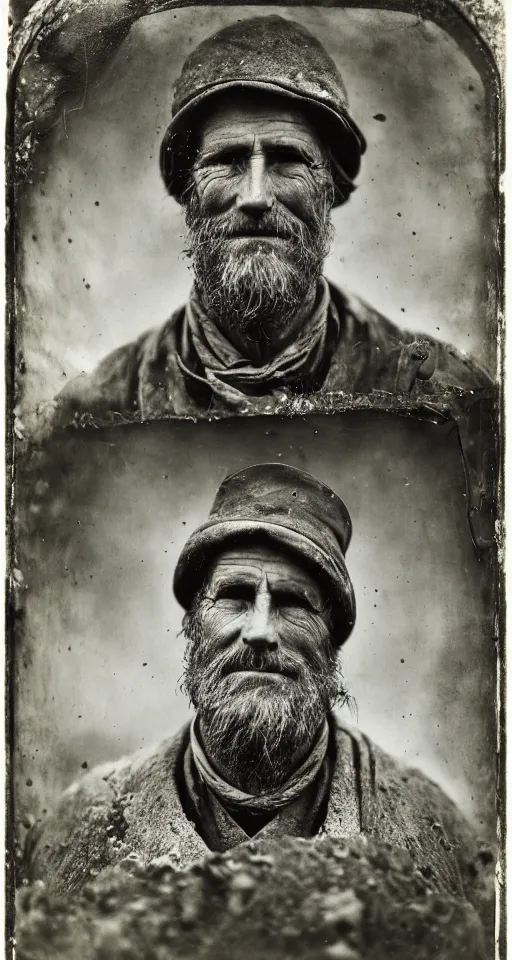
[177,278,337,408]
[189,715,330,813]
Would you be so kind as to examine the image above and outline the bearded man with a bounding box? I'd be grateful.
[24,463,493,938]
[52,15,491,428]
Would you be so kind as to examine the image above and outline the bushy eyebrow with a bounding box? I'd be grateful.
[195,137,322,168]
[206,567,259,593]
[266,143,322,166]
[271,586,321,614]
[208,566,324,610]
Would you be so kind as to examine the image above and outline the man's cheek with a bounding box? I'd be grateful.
[280,607,318,626]
[278,612,331,657]
[277,610,318,640]
[193,170,238,210]
[274,175,323,217]
[202,604,246,642]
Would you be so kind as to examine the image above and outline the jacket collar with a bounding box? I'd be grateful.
[115,716,363,870]
[111,716,463,897]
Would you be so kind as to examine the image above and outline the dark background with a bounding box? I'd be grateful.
[16,413,496,838]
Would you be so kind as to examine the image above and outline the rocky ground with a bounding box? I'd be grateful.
[15,835,486,960]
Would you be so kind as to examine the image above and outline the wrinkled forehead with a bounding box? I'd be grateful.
[195,89,325,153]
[206,541,325,597]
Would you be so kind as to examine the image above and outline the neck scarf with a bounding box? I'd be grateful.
[189,715,330,813]
[177,278,336,408]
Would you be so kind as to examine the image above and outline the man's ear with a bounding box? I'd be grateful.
[161,125,200,203]
[322,600,339,641]
[324,148,355,208]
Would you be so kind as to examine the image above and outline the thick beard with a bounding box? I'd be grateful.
[184,187,334,345]
[181,602,348,794]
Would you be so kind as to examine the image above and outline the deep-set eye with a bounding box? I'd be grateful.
[210,147,249,170]
[266,147,310,167]
[214,583,253,603]
[273,589,312,611]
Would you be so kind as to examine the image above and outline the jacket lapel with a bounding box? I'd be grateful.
[119,724,210,869]
[322,718,363,839]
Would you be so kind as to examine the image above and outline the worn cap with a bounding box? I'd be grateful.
[160,15,366,208]
[173,462,356,646]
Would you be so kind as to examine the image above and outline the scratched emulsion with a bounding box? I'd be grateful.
[12,2,499,872]
[15,5,497,417]
[15,414,496,842]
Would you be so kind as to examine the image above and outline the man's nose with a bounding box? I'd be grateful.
[236,154,273,217]
[241,592,278,653]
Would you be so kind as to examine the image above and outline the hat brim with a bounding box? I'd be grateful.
[173,517,356,647]
[160,79,366,207]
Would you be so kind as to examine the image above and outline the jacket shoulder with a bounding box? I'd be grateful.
[329,283,408,347]
[334,719,494,933]
[337,720,479,835]
[328,282,493,391]
[53,308,185,426]
[24,729,188,894]
[24,757,127,893]
[366,732,495,942]
[55,330,153,424]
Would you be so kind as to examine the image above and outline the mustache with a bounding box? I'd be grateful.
[195,638,331,687]
[219,647,298,680]
[205,212,299,243]
[180,600,350,717]
[185,190,332,249]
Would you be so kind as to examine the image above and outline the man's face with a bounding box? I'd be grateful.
[182,542,345,791]
[184,92,335,342]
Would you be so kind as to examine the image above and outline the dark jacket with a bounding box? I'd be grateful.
[55,282,491,425]
[46,282,495,549]
[25,717,494,937]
